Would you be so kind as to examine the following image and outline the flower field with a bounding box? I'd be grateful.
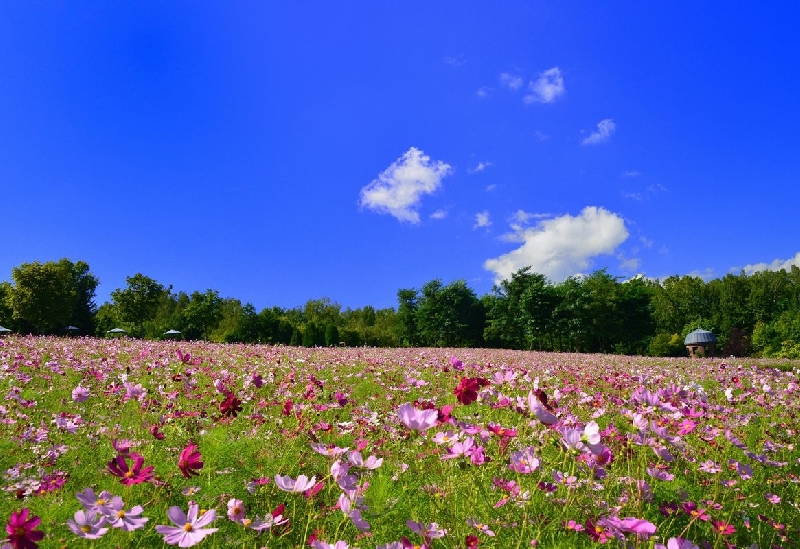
[1,336,799,548]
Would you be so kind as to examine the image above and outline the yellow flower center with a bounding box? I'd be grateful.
[117,510,126,519]
[81,525,91,533]
[96,498,106,505]
[184,523,193,532]
[243,518,252,527]
[125,470,134,478]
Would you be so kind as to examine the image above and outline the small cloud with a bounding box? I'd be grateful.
[618,256,641,271]
[485,183,498,192]
[476,86,491,98]
[430,209,448,220]
[474,211,492,229]
[358,147,452,224]
[581,119,616,145]
[738,251,800,275]
[499,72,523,90]
[647,183,667,193]
[485,206,629,283]
[534,130,550,141]
[623,192,644,201]
[524,67,565,104]
[443,55,466,67]
[622,170,641,178]
[639,236,653,249]
[659,245,670,255]
[687,268,716,281]
[469,161,493,174]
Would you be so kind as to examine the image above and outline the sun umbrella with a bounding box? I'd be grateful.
[107,328,127,334]
[164,329,181,335]
[0,326,11,334]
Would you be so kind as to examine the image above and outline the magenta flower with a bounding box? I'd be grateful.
[655,539,699,549]
[66,509,108,539]
[711,520,735,535]
[178,444,203,478]
[527,390,558,425]
[155,503,218,547]
[275,474,317,493]
[397,403,438,432]
[107,452,154,485]
[5,508,44,549]
[509,447,540,474]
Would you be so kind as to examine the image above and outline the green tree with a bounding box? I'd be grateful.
[110,274,168,337]
[183,290,223,340]
[0,282,13,329]
[396,288,420,346]
[9,259,98,334]
[416,279,484,347]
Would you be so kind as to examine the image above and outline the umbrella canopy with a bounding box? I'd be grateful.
[107,328,127,334]
[0,326,11,334]
[164,329,181,335]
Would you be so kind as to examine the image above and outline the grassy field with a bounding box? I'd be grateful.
[1,335,799,548]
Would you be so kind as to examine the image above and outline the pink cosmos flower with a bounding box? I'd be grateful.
[509,447,541,474]
[6,508,45,549]
[711,520,735,535]
[397,403,438,432]
[655,539,699,549]
[227,499,246,523]
[177,444,203,478]
[107,452,154,485]
[347,450,383,470]
[527,391,558,425]
[72,385,90,402]
[155,503,218,547]
[274,474,317,493]
[311,541,350,549]
[66,509,108,539]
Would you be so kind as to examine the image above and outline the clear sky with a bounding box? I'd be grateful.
[2,2,798,311]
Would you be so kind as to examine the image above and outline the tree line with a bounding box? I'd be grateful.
[1,259,799,357]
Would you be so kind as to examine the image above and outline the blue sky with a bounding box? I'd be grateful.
[2,2,798,311]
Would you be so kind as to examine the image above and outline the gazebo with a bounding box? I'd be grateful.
[684,329,717,358]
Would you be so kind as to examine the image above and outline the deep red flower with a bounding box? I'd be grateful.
[219,394,243,417]
[107,452,154,485]
[455,378,477,405]
[6,508,44,549]
[282,399,294,416]
[465,534,480,548]
[177,444,204,478]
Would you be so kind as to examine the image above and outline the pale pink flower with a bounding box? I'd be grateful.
[275,474,317,493]
[397,403,438,432]
[155,503,218,547]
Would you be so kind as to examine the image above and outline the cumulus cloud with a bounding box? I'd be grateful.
[474,211,491,229]
[524,67,565,104]
[499,72,523,90]
[359,147,452,223]
[739,251,800,275]
[484,206,629,283]
[476,86,491,98]
[430,209,448,220]
[582,119,616,145]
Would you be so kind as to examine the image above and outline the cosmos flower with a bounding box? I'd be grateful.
[274,474,317,493]
[155,503,218,547]
[397,403,438,432]
[107,452,154,486]
[5,508,44,549]
[66,509,108,539]
[177,444,203,478]
[99,497,148,531]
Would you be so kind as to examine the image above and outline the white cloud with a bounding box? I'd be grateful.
[469,161,492,174]
[739,251,800,275]
[430,209,448,220]
[524,67,565,104]
[443,55,466,67]
[359,147,452,224]
[582,119,616,145]
[499,72,523,90]
[484,206,629,283]
[622,170,641,177]
[476,87,491,98]
[474,211,491,229]
[485,183,498,192]
[534,130,550,141]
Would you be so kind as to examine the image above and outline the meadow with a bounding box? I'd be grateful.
[1,336,798,548]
